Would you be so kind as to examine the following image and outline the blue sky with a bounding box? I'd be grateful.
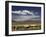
[12,6,41,21]
[12,6,41,15]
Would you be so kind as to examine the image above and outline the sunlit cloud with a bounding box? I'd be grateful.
[12,10,34,15]
[12,10,40,21]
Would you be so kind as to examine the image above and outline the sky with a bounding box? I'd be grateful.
[12,6,41,15]
[12,6,41,21]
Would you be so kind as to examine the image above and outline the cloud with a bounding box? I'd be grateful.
[12,15,40,21]
[12,10,40,21]
[12,10,34,15]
